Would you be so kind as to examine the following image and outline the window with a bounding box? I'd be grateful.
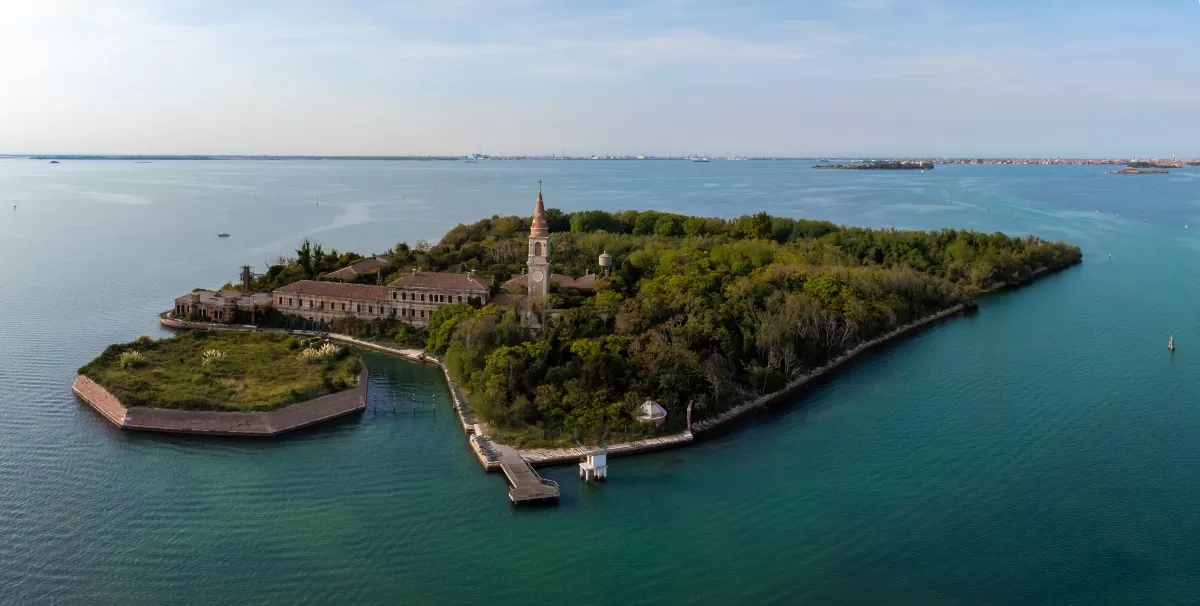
[289,298,294,306]
[402,292,407,301]
[278,297,282,305]
[341,303,346,311]
[308,300,313,308]
[458,295,462,303]
[391,291,396,300]
[320,301,325,310]
[356,304,361,312]
[368,306,373,314]
[420,309,425,318]
[421,293,425,302]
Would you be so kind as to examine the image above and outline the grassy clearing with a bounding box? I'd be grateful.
[79,331,361,412]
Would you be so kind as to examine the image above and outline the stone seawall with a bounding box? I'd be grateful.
[154,284,1025,462]
[509,304,966,466]
[156,306,965,460]
[74,363,368,436]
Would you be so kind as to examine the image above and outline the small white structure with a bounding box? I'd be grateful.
[598,252,613,275]
[636,400,668,426]
[579,450,607,482]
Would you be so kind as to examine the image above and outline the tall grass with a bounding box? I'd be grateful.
[79,331,361,412]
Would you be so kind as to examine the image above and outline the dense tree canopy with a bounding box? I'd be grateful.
[242,209,1081,440]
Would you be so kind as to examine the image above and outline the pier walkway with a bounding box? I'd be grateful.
[495,445,559,505]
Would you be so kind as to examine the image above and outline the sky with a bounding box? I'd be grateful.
[2,0,1200,157]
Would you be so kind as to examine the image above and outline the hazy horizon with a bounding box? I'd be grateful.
[5,1,1200,158]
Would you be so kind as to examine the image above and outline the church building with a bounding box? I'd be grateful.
[497,184,601,305]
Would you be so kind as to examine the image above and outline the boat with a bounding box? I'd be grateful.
[217,232,230,238]
[692,158,710,163]
[49,160,59,164]
[1169,336,1176,352]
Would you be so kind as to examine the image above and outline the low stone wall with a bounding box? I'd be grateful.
[519,433,695,467]
[74,364,368,437]
[157,306,967,460]
[503,304,969,466]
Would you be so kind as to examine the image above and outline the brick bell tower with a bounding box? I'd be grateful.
[527,181,551,299]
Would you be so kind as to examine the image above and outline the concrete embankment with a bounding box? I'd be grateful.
[154,306,966,458]
[151,286,1026,461]
[74,363,368,437]
[510,304,967,466]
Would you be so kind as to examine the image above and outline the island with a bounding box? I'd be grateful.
[153,194,1080,455]
[1106,167,1169,175]
[74,331,367,435]
[1126,161,1180,169]
[813,161,934,170]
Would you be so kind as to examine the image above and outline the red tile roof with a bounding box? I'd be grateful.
[388,271,489,292]
[274,280,391,302]
[501,272,601,293]
[325,256,391,281]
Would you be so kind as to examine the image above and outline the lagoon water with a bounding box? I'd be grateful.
[3,159,1200,604]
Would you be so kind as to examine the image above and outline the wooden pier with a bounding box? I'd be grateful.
[495,445,560,505]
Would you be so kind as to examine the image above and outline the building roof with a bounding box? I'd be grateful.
[501,272,603,293]
[324,256,391,281]
[174,289,275,306]
[555,273,601,290]
[274,280,391,302]
[388,270,489,292]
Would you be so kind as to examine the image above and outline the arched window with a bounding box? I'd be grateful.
[534,242,543,257]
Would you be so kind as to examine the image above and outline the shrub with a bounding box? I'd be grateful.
[299,342,342,362]
[201,349,226,366]
[118,351,146,369]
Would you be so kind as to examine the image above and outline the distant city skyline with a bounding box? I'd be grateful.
[4,1,1200,157]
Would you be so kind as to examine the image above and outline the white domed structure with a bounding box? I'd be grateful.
[635,400,667,425]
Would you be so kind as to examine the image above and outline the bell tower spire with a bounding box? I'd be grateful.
[530,179,548,237]
[527,180,550,299]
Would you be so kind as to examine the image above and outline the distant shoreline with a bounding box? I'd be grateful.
[6,154,1199,165]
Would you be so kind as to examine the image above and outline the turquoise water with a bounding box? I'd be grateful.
[3,159,1200,604]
